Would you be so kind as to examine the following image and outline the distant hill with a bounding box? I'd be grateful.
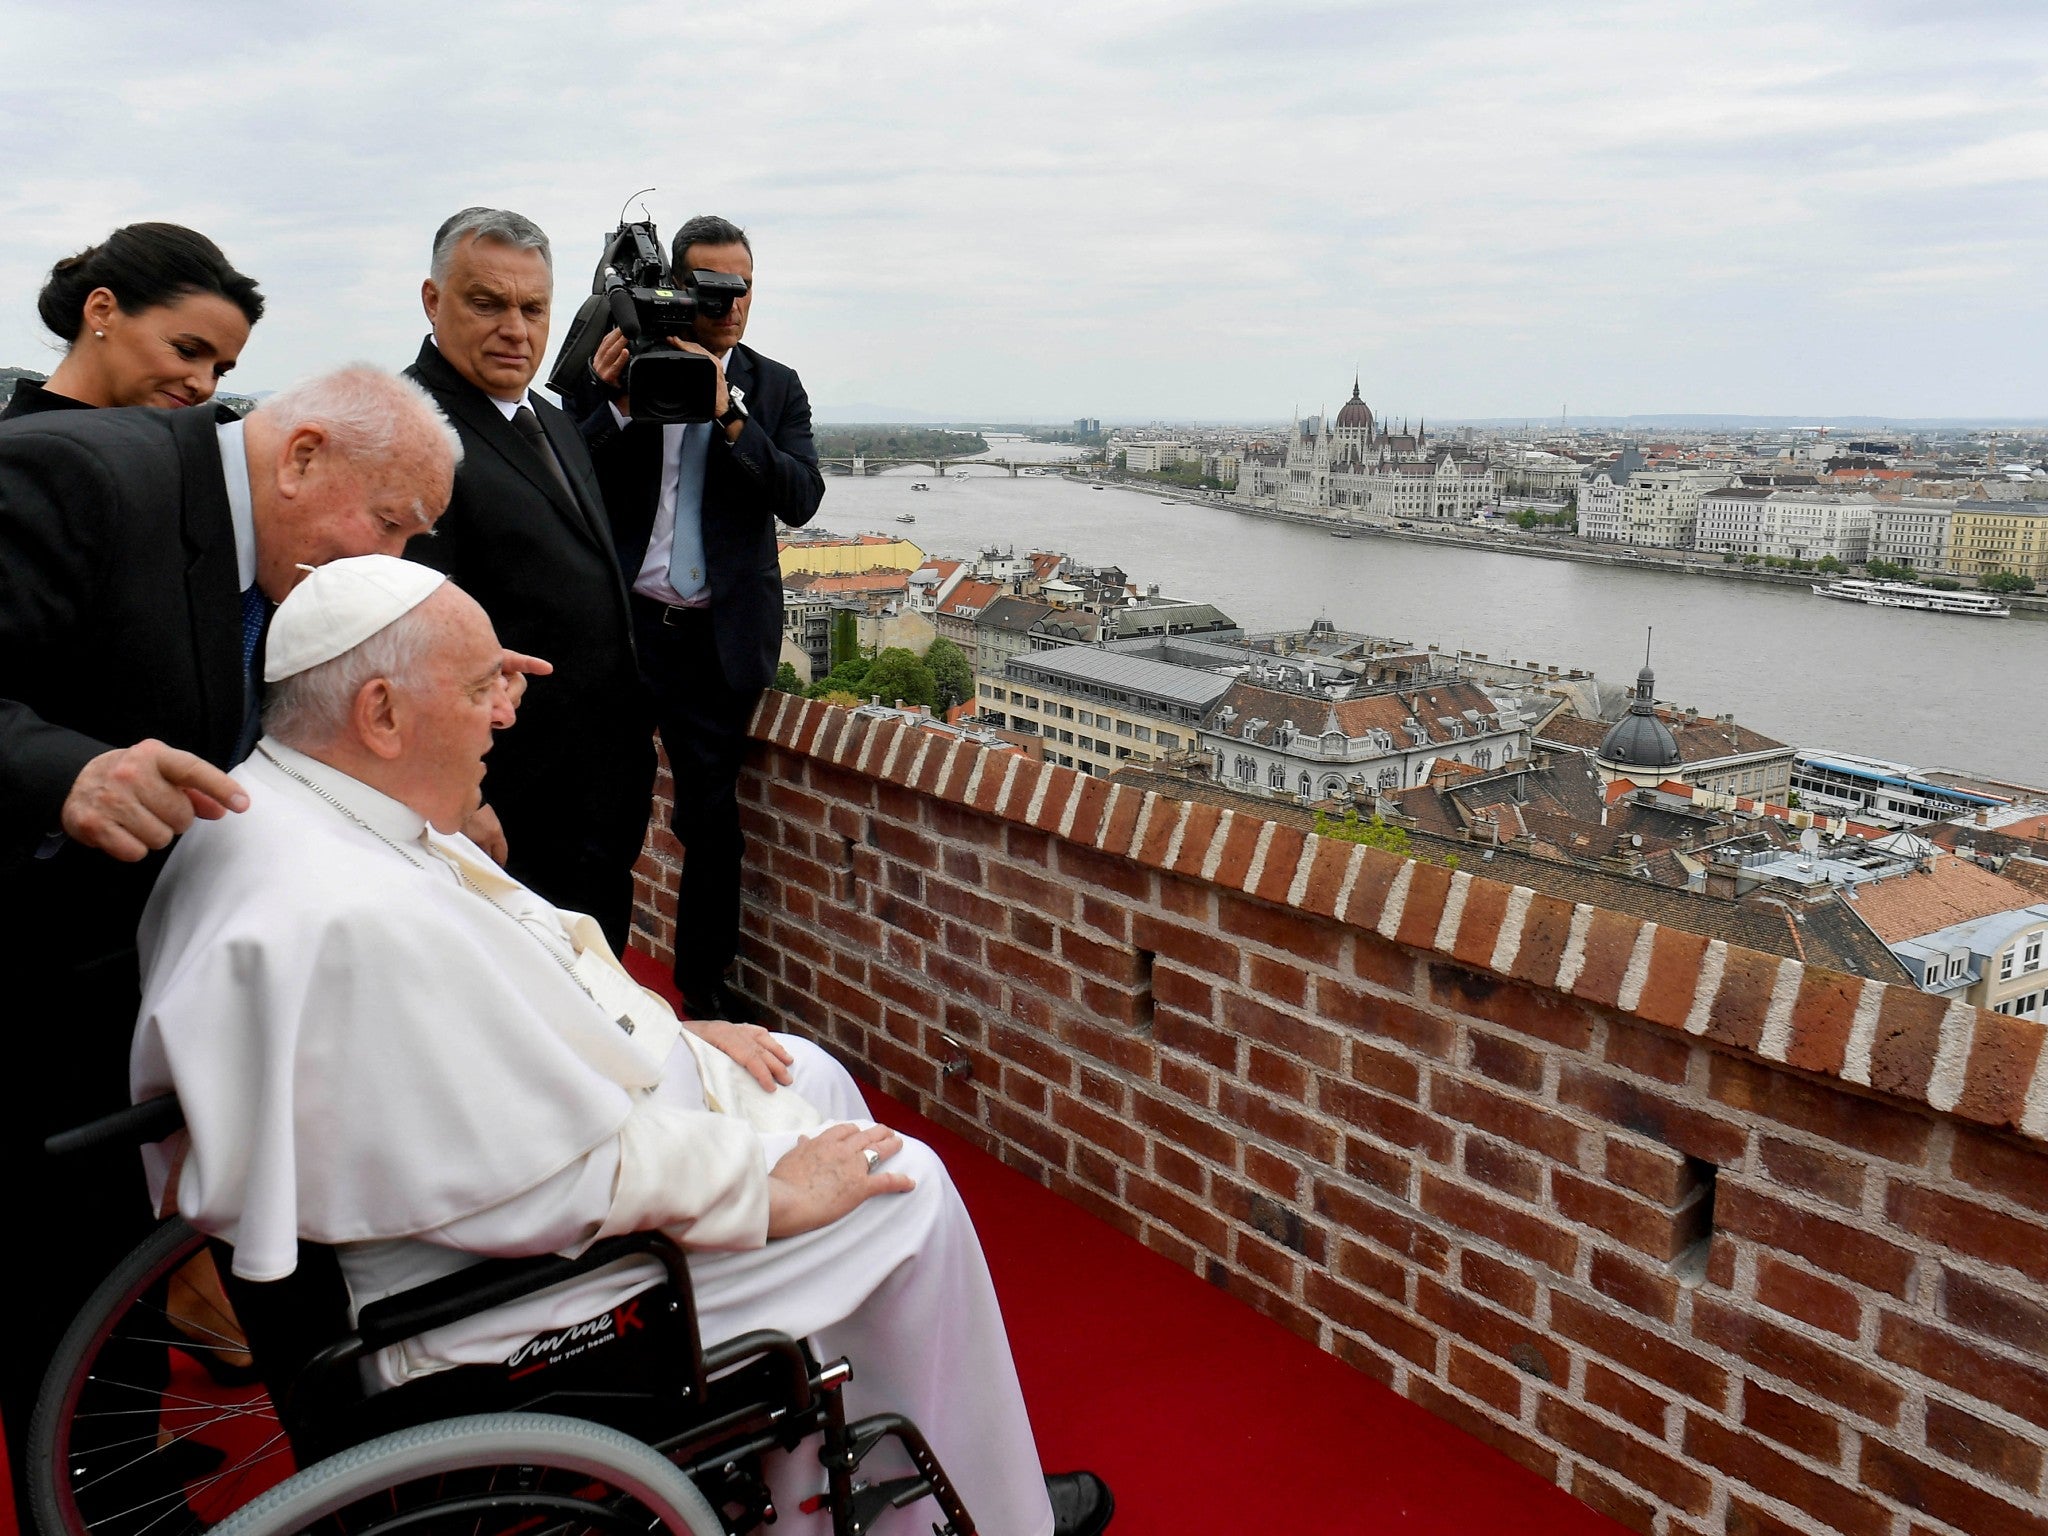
[1443,413,2048,431]
[813,401,957,425]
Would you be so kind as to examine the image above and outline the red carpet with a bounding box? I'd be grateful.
[627,950,1618,1535]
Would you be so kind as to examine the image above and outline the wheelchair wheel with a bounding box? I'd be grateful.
[202,1411,724,1535]
[28,1216,293,1536]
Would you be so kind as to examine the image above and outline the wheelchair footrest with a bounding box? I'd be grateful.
[842,1412,974,1536]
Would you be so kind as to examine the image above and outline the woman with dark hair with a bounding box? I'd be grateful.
[2,221,265,421]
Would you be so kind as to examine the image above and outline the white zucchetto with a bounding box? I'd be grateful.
[264,556,447,682]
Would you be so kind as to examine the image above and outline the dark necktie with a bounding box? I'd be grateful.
[235,583,269,760]
[511,404,576,503]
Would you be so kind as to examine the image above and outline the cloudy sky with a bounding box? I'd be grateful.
[3,2,2043,421]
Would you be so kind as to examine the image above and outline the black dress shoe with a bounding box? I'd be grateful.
[1045,1470,1114,1536]
[680,976,756,1024]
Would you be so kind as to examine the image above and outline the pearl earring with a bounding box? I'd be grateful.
[93,329,105,339]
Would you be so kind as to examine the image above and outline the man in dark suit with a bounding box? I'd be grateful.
[577,215,826,1020]
[0,366,460,1486]
[405,208,650,948]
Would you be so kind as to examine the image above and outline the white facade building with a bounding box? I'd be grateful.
[1579,447,1722,548]
[1235,381,1494,521]
[1694,490,1875,563]
[1869,500,1954,574]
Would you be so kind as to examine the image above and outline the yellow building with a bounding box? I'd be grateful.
[778,534,925,578]
[1946,500,2048,583]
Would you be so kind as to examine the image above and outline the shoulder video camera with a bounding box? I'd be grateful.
[547,215,748,424]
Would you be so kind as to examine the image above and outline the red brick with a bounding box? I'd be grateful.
[1321,1078,1454,1162]
[1950,1126,2048,1217]
[1584,1361,1668,1436]
[1054,1014,1154,1077]
[925,875,1005,931]
[1940,1265,2048,1357]
[1758,1135,1866,1210]
[1683,1415,1891,1536]
[1715,1181,1916,1297]
[1557,1064,1747,1165]
[1536,1396,1711,1512]
[1054,837,1147,900]
[1248,825,1312,906]
[1078,893,1128,943]
[1317,981,1454,1058]
[1449,1344,1524,1416]
[1724,1499,1814,1536]
[1635,926,1710,1030]
[1392,860,1455,952]
[1234,1227,1301,1292]
[1571,907,1643,1010]
[1329,1333,1398,1389]
[1416,1276,1568,1383]
[1157,1054,1213,1106]
[987,860,1075,921]
[1132,1090,1238,1165]
[1466,1030,1544,1092]
[1350,932,1417,993]
[1157,877,1208,920]
[1883,1310,2048,1424]
[1924,1397,2044,1491]
[1570,1467,1656,1536]
[1509,893,1579,991]
[1246,1044,1308,1099]
[1433,1074,1583,1161]
[1707,1053,1933,1164]
[1153,964,1214,1019]
[1246,951,1308,1007]
[1701,946,1783,1054]
[1550,1293,1729,1407]
[1050,1089,1144,1163]
[1602,1017,1693,1084]
[1859,1440,2048,1536]
[1331,1233,1406,1299]
[1313,1180,1451,1273]
[1217,892,1343,967]
[1955,1012,2047,1131]
[1131,913,1241,981]
[1419,1172,1578,1275]
[1430,964,1595,1050]
[1867,981,1951,1104]
[1196,814,1264,889]
[1459,1249,1536,1316]
[1588,1248,1679,1323]
[1604,1137,1702,1206]
[1218,1081,1338,1161]
[1887,1179,2048,1285]
[1784,967,1861,1076]
[1349,1040,1421,1101]
[984,1098,1069,1170]
[1692,1295,1903,1424]
[1129,795,1186,869]
[1156,1007,1239,1073]
[1294,836,1355,919]
[1556,1171,1704,1263]
[1124,1169,1228,1255]
[1222,991,1345,1070]
[1754,1253,1861,1340]
[1243,1144,1301,1201]
[1406,1376,1558,1482]
[984,937,1073,1001]
[1742,1382,1842,1465]
[1058,926,1143,986]
[1449,876,1512,969]
[1307,1271,1437,1367]
[1463,1137,1544,1202]
[1342,1135,1412,1198]
[1151,1140,1207,1196]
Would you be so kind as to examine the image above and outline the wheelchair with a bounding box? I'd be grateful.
[30,1095,977,1536]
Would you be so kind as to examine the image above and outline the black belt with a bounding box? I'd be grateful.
[631,592,711,626]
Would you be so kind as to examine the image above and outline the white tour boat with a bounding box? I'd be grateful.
[1810,578,2011,618]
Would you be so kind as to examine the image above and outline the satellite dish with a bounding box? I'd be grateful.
[1798,828,1821,855]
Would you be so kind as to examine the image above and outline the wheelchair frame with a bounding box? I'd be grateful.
[35,1096,978,1536]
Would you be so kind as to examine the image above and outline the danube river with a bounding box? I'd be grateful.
[818,438,2048,786]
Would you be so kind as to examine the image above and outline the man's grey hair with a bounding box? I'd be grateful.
[262,598,444,749]
[431,207,552,285]
[670,215,751,270]
[250,364,463,480]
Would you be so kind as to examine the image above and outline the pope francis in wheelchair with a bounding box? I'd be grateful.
[125,556,1115,1536]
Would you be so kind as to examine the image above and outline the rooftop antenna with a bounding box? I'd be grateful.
[1644,627,1654,670]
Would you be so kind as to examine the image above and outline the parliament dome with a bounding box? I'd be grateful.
[1335,380,1373,430]
[1599,665,1681,770]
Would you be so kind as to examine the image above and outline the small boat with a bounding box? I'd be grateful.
[1160,499,1175,505]
[1810,578,2010,617]
[1330,529,1354,539]
[1092,484,1105,490]
[896,514,916,524]
[911,482,929,492]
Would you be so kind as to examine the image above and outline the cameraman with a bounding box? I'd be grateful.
[577,215,825,1022]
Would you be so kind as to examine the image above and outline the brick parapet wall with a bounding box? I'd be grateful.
[632,697,2048,1536]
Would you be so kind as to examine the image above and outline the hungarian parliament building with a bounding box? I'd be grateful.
[1236,380,1497,521]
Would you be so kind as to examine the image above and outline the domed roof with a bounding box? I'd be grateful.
[1335,378,1373,430]
[1599,665,1680,769]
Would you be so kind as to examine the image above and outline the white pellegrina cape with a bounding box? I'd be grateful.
[132,745,817,1282]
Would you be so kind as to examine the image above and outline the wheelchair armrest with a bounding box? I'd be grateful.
[44,1093,184,1157]
[352,1229,693,1353]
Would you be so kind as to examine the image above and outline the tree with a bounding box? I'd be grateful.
[924,636,975,711]
[1865,559,1915,581]
[1929,577,1964,591]
[1815,556,1844,574]
[1983,570,2036,593]
[772,660,805,695]
[862,647,937,710]
[805,654,872,701]
[1312,808,1411,856]
[1113,450,1127,472]
[827,610,861,673]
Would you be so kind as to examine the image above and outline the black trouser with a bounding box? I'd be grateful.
[632,598,760,997]
[2,948,159,1516]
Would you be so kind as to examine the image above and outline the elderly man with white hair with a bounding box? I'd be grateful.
[130,555,1116,1536]
[0,364,473,1475]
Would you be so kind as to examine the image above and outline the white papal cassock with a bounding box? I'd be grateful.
[132,740,1054,1536]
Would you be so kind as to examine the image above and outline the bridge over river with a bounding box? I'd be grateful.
[817,454,1060,477]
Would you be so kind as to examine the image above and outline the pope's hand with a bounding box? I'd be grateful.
[498,650,552,718]
[462,803,509,865]
[690,1020,794,1091]
[767,1124,912,1238]
[62,740,249,861]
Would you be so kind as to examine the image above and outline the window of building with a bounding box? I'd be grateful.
[2025,932,2043,972]
[1134,725,1153,743]
[1158,731,1180,751]
[1116,720,1133,737]
[1951,955,1970,980]
[2002,950,2017,980]
[1060,705,1075,720]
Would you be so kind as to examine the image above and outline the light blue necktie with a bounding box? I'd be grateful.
[666,423,712,599]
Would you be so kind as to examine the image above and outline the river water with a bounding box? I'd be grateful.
[815,436,2048,786]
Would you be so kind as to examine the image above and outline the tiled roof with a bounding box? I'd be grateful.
[976,596,1059,634]
[938,578,1002,618]
[1212,678,1507,749]
[1847,857,2041,944]
[1538,709,1789,765]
